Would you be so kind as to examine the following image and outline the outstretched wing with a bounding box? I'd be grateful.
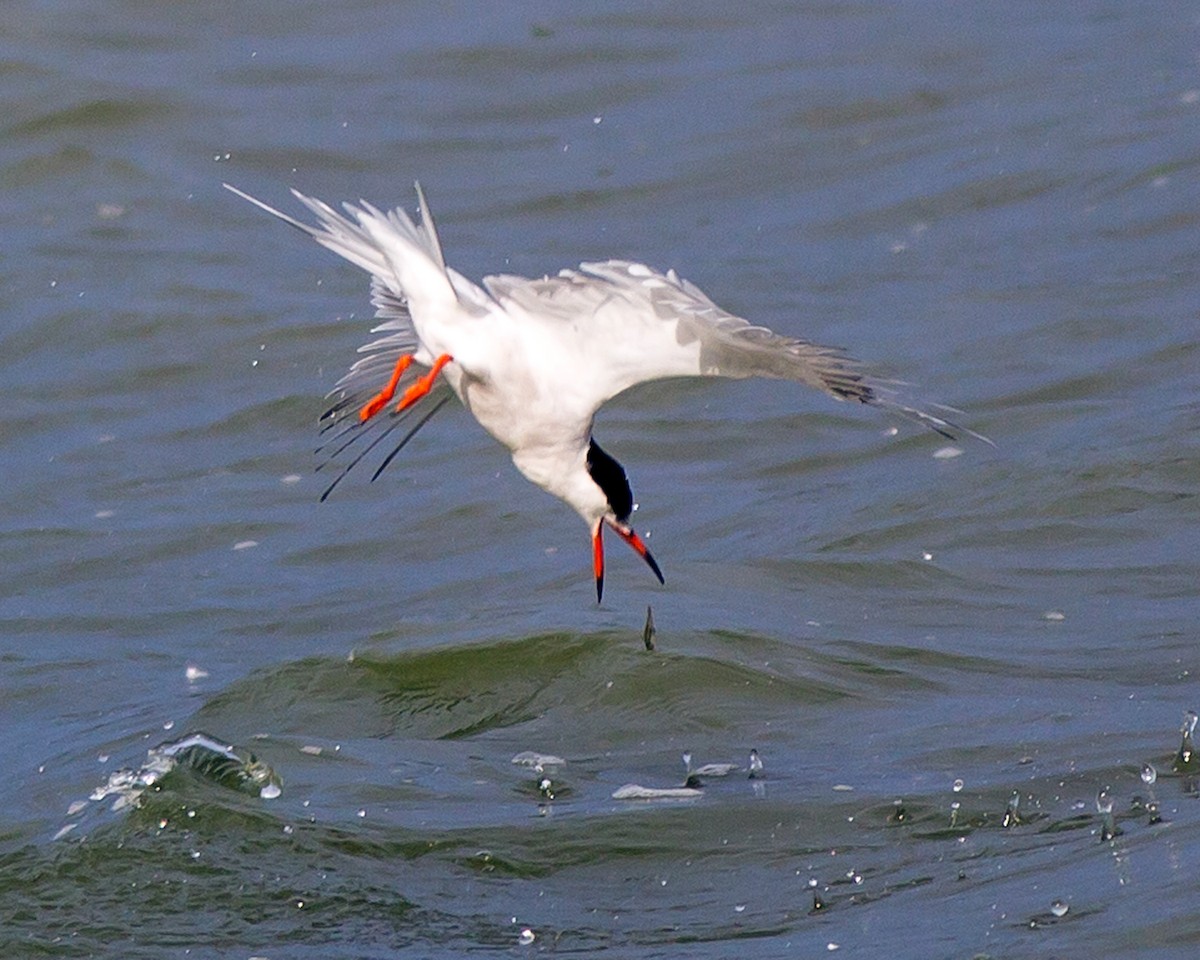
[485,259,987,442]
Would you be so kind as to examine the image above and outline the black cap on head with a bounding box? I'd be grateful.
[586,439,633,522]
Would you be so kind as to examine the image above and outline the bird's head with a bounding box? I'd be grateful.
[584,439,664,602]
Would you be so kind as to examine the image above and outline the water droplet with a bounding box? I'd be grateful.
[1176,711,1198,770]
[1141,763,1157,785]
[1096,787,1120,840]
[1051,900,1069,918]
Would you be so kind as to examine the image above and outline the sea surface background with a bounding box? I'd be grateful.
[3,2,1199,957]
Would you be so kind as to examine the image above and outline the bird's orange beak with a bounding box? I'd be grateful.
[592,518,665,603]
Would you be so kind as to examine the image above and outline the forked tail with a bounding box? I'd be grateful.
[223,182,458,316]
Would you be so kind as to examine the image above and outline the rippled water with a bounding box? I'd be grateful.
[3,1,1200,957]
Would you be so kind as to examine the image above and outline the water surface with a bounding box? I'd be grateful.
[2,1,1199,957]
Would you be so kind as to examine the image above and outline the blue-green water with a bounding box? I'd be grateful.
[3,1,1199,956]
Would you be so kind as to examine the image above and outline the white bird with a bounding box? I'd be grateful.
[225,182,984,601]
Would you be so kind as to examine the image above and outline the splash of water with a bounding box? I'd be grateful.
[55,731,282,839]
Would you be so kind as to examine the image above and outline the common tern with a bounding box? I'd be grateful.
[226,182,983,601]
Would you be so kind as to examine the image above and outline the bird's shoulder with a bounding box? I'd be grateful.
[480,259,739,330]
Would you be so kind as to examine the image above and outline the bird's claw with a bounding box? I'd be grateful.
[359,353,415,422]
[395,353,453,413]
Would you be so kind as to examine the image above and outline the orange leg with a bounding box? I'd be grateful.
[395,353,453,412]
[359,354,414,422]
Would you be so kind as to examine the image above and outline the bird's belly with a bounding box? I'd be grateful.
[454,370,588,456]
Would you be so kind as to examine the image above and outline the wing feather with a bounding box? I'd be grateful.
[229,180,987,455]
[485,258,987,442]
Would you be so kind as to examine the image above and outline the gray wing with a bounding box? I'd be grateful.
[487,259,983,441]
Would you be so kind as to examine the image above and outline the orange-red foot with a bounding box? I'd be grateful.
[359,354,414,422]
[396,354,453,412]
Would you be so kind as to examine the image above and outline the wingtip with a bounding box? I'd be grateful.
[866,387,995,449]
